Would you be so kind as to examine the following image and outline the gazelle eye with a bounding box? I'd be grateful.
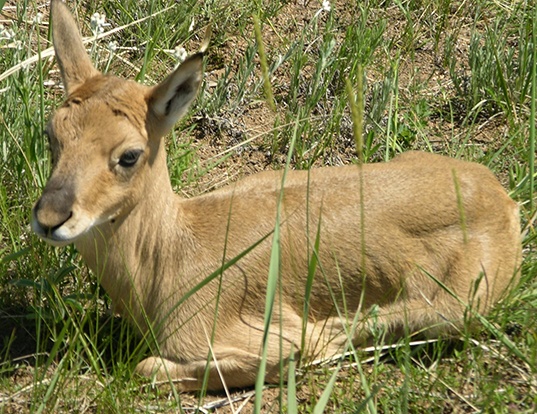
[118,149,143,167]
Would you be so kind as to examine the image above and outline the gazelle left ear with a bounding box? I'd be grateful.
[51,0,100,95]
[147,53,203,136]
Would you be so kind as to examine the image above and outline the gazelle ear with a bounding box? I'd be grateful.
[147,53,203,136]
[51,0,99,95]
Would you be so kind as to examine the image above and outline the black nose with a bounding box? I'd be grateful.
[33,176,75,234]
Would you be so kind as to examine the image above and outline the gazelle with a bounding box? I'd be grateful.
[32,0,521,391]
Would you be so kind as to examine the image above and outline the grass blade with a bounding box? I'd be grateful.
[312,364,340,414]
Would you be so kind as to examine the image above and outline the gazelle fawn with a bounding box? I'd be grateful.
[32,0,521,391]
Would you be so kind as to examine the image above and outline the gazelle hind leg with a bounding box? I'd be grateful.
[358,293,472,345]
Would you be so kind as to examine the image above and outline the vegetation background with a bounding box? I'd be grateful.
[0,0,536,412]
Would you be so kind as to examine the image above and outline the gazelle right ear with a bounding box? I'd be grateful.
[147,53,203,137]
[51,0,99,95]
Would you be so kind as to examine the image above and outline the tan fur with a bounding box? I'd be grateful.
[32,0,522,391]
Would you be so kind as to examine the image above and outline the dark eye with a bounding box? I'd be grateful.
[118,149,143,167]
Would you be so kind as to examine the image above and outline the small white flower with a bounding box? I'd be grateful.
[34,12,44,25]
[173,46,187,63]
[107,41,118,53]
[313,0,332,19]
[0,24,15,40]
[90,12,109,34]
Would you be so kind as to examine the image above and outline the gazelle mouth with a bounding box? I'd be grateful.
[31,210,94,247]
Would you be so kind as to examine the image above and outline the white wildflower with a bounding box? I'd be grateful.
[314,0,332,19]
[107,41,118,53]
[90,12,109,35]
[173,46,187,63]
[0,24,15,40]
[33,12,43,25]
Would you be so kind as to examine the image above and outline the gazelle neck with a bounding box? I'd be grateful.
[74,140,185,322]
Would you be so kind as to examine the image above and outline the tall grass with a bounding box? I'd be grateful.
[0,0,536,412]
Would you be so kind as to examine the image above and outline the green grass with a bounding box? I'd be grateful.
[1,0,536,412]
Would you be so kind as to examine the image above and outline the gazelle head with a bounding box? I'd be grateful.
[32,0,203,246]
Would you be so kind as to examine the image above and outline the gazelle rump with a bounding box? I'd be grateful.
[32,0,521,391]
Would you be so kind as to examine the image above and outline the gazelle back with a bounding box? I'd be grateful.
[32,0,521,391]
